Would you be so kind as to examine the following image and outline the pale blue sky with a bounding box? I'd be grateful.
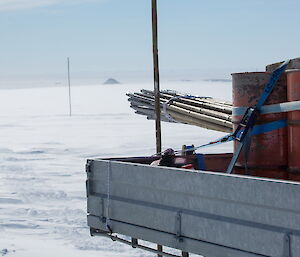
[0,0,299,81]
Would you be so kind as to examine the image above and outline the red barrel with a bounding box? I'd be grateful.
[232,72,288,179]
[286,69,300,181]
[266,57,300,73]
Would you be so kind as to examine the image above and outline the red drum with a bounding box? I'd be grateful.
[232,72,288,179]
[286,69,300,181]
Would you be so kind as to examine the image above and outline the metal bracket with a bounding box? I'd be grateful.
[85,180,90,198]
[86,160,92,173]
[100,198,106,223]
[131,238,138,248]
[175,211,183,242]
[93,232,181,257]
[86,160,93,197]
[283,233,292,257]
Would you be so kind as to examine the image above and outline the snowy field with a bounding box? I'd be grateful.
[0,81,232,257]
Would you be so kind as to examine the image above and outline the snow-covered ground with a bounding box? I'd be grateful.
[0,81,232,257]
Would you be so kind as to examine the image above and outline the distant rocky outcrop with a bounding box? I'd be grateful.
[103,78,120,85]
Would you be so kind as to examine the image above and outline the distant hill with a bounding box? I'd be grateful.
[103,78,120,85]
[205,79,232,82]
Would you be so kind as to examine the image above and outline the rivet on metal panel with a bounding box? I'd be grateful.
[175,211,183,242]
[283,232,292,257]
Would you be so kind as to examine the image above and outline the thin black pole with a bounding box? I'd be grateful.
[152,3,163,257]
[67,57,72,116]
[152,0,162,154]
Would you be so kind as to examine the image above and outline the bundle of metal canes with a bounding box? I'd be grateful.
[127,89,233,133]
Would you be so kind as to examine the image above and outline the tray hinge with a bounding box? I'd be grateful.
[283,232,292,257]
[175,211,183,242]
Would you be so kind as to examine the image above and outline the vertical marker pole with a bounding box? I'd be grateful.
[152,2,162,256]
[152,0,162,154]
[67,57,72,116]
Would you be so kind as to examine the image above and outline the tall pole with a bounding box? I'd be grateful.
[152,3,163,257]
[67,57,72,116]
[152,0,162,154]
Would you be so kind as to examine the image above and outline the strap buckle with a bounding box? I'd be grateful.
[232,107,259,142]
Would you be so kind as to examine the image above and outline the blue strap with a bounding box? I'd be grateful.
[256,60,290,109]
[234,119,287,138]
[192,119,287,152]
[196,154,206,170]
[252,119,287,135]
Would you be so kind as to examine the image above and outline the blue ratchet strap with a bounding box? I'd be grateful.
[194,118,287,151]
[226,60,290,174]
[194,120,286,172]
[239,119,287,137]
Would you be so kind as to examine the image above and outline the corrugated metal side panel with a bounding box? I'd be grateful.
[86,159,300,257]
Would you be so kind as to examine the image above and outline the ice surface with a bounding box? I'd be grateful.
[0,81,232,256]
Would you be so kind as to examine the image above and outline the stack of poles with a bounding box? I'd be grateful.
[127,89,233,133]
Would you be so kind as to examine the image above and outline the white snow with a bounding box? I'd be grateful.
[0,81,232,256]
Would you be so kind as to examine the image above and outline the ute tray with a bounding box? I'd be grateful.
[86,153,300,257]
